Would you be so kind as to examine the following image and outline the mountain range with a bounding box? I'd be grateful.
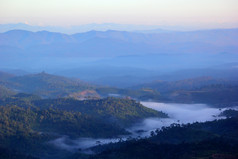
[0,28,238,72]
[0,23,184,34]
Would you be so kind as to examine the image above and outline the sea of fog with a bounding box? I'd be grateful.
[49,102,237,152]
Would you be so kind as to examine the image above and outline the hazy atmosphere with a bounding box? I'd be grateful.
[0,0,238,159]
[1,0,238,29]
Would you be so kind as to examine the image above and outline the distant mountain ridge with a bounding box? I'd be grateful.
[1,28,238,48]
[0,28,238,77]
[0,23,178,34]
[0,28,238,69]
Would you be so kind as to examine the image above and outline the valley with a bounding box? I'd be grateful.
[0,27,238,159]
[0,69,238,158]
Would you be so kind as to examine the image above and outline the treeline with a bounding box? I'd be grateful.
[90,138,238,159]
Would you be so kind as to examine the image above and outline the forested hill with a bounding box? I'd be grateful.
[129,77,238,105]
[0,95,167,127]
[0,85,15,98]
[0,71,15,80]
[0,71,95,98]
[32,97,167,125]
[131,76,238,93]
[0,94,167,159]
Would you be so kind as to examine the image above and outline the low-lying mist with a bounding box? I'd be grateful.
[49,136,122,153]
[49,102,237,152]
[128,102,231,136]
[141,102,220,123]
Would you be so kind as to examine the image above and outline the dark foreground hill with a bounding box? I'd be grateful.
[0,94,166,159]
[0,91,238,159]
[88,113,238,159]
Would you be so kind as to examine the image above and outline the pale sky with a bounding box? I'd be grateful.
[0,0,238,28]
